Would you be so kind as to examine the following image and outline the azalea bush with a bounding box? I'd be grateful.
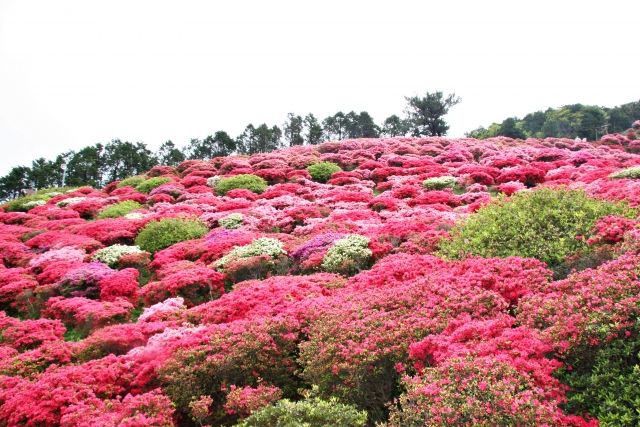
[97,200,142,219]
[135,217,209,253]
[214,174,267,195]
[307,161,342,183]
[439,188,631,268]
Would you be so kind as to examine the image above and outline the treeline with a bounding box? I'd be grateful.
[0,92,461,200]
[467,100,640,141]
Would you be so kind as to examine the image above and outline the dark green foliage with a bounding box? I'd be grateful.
[236,124,282,155]
[307,162,342,183]
[135,217,208,253]
[284,113,305,146]
[215,174,268,195]
[97,200,142,219]
[235,397,368,427]
[438,188,631,268]
[103,139,157,182]
[404,91,461,137]
[156,140,186,166]
[467,101,640,140]
[557,326,640,426]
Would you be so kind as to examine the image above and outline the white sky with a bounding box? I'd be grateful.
[0,0,638,174]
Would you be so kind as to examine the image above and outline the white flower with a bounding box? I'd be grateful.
[92,244,143,266]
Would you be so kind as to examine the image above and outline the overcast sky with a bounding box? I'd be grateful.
[0,0,638,175]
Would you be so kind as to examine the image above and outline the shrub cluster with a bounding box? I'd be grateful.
[135,218,209,253]
[307,161,342,183]
[215,174,267,195]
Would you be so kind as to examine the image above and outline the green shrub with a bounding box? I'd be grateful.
[135,177,171,193]
[97,200,142,219]
[235,397,367,427]
[2,187,72,212]
[307,161,342,183]
[438,188,631,268]
[135,217,208,253]
[322,234,372,275]
[556,325,640,426]
[422,175,457,190]
[609,166,640,180]
[215,174,268,196]
[117,176,146,188]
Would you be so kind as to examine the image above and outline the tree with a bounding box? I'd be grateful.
[404,91,461,136]
[28,157,65,190]
[187,131,236,159]
[283,113,305,147]
[304,114,324,145]
[0,166,31,200]
[382,115,408,137]
[236,124,282,154]
[322,112,347,140]
[103,140,157,182]
[497,117,527,139]
[65,144,105,187]
[157,141,186,166]
[343,111,381,139]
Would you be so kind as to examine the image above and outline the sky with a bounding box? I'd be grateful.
[0,0,638,175]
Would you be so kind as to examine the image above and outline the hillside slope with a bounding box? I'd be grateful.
[2,136,640,425]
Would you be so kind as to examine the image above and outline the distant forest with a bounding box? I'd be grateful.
[1,95,639,200]
[466,100,640,141]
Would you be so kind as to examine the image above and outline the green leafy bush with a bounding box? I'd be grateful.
[235,397,367,427]
[135,217,208,253]
[422,175,457,190]
[438,188,631,268]
[117,176,146,188]
[2,187,71,212]
[557,327,640,426]
[135,177,171,193]
[322,234,372,275]
[215,174,268,195]
[609,166,640,180]
[97,200,142,219]
[307,162,342,183]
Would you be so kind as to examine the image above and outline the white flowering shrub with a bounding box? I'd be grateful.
[124,212,146,220]
[206,176,221,189]
[422,176,458,190]
[218,213,244,229]
[214,237,286,271]
[57,197,87,207]
[137,297,186,322]
[322,234,372,275]
[22,200,47,210]
[92,244,144,266]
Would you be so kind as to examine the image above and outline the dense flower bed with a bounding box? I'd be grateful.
[1,135,640,425]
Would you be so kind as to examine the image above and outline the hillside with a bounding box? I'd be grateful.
[2,135,640,425]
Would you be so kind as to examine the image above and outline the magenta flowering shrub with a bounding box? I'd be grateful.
[2,136,640,425]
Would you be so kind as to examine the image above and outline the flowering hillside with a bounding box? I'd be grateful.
[3,134,640,426]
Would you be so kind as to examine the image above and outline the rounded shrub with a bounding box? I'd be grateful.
[438,188,632,268]
[609,166,640,180]
[117,176,146,188]
[215,174,268,196]
[97,200,142,219]
[218,213,244,229]
[322,234,373,275]
[135,177,172,194]
[235,397,367,427]
[92,244,144,267]
[135,217,208,253]
[307,161,342,183]
[422,175,457,190]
